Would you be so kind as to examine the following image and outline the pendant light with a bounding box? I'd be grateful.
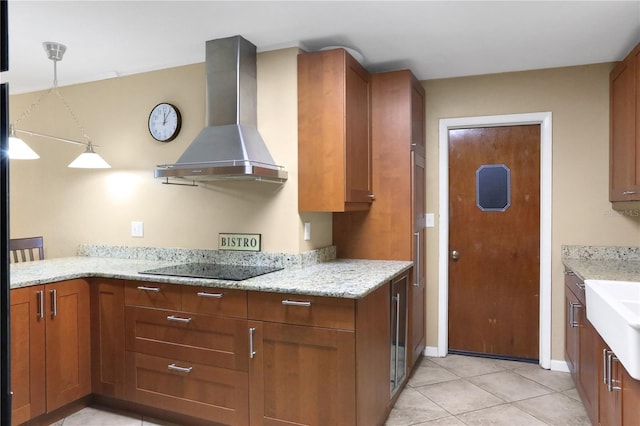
[9,42,111,168]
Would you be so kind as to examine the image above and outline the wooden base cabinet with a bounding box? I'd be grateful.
[248,321,356,425]
[247,282,392,426]
[91,279,126,399]
[598,335,640,426]
[10,286,46,425]
[565,269,640,426]
[123,281,250,426]
[10,280,91,425]
[564,271,599,424]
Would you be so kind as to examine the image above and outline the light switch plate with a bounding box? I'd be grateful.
[425,213,435,228]
[131,221,144,237]
[304,222,311,241]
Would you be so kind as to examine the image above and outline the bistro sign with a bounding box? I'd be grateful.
[218,233,261,252]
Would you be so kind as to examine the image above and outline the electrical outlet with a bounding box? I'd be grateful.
[131,221,144,237]
[304,222,311,241]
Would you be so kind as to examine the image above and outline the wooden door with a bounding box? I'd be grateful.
[45,279,91,412]
[248,321,356,426]
[448,125,540,360]
[10,286,46,425]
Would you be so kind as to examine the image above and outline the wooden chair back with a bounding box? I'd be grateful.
[9,236,45,263]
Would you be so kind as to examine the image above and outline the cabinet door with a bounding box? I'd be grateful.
[45,279,91,412]
[564,285,579,378]
[622,365,640,425]
[10,286,46,425]
[409,152,426,368]
[91,279,125,398]
[344,52,372,205]
[577,306,598,424]
[599,337,623,426]
[610,43,640,201]
[248,321,356,426]
[298,48,372,212]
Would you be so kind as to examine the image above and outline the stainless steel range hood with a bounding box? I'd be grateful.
[155,35,287,183]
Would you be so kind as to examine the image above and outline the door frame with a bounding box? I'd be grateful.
[437,112,552,369]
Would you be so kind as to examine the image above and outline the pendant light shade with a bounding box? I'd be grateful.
[68,144,110,169]
[9,42,111,169]
[8,125,39,159]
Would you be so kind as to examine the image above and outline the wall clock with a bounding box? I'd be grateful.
[148,102,182,142]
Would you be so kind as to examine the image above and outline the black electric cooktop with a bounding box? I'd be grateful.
[139,263,283,281]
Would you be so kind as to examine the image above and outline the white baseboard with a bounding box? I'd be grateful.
[550,359,570,372]
[424,346,440,357]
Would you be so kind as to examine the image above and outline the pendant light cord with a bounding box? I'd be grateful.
[11,47,92,145]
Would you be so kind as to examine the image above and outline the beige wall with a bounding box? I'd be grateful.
[423,63,640,362]
[9,47,332,257]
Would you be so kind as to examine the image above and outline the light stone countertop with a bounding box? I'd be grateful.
[561,245,640,282]
[9,256,413,299]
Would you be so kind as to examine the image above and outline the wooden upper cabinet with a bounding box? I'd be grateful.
[298,48,372,212]
[610,42,640,202]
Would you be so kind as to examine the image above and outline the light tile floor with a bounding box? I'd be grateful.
[48,355,589,426]
[385,354,590,426]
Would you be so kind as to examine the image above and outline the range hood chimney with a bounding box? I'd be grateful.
[155,35,287,183]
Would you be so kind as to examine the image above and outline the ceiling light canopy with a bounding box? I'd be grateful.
[8,42,110,169]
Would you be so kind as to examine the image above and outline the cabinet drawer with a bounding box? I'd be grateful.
[564,270,586,305]
[125,351,248,426]
[125,306,249,371]
[181,286,247,318]
[248,292,355,330]
[124,281,181,310]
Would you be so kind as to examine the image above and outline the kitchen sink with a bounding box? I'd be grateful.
[585,279,640,379]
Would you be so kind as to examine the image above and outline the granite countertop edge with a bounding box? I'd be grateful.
[9,257,414,299]
[561,245,640,282]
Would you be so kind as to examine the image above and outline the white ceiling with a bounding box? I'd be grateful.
[3,1,640,94]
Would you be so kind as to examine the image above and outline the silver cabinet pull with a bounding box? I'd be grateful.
[167,315,192,323]
[413,232,420,287]
[50,289,57,318]
[568,302,581,328]
[607,351,622,391]
[167,363,192,373]
[36,290,44,319]
[603,348,609,385]
[137,285,161,292]
[196,291,223,298]
[282,300,312,307]
[576,281,585,290]
[249,327,256,359]
[451,250,460,260]
[623,191,638,195]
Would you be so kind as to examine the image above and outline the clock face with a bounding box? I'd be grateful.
[148,103,181,142]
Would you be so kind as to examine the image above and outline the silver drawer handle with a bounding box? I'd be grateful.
[623,191,638,195]
[576,282,585,290]
[167,363,192,373]
[196,292,223,298]
[137,285,161,292]
[282,300,312,307]
[167,315,192,323]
